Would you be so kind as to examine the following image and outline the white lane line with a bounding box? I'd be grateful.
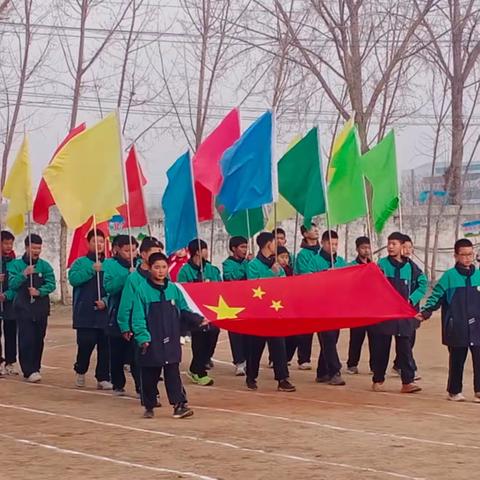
[0,403,425,480]
[4,379,479,452]
[0,433,217,480]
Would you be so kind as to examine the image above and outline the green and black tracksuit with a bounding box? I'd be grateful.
[288,242,320,367]
[68,253,109,382]
[178,259,222,379]
[1,254,17,366]
[7,255,56,378]
[308,249,347,380]
[132,279,203,410]
[392,258,428,372]
[421,264,480,395]
[346,257,374,371]
[103,256,140,393]
[371,256,427,385]
[245,253,289,383]
[222,256,249,367]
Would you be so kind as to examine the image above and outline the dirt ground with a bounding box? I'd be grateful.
[1,306,479,480]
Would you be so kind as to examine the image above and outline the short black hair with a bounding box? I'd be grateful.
[355,236,370,248]
[1,230,15,242]
[229,236,248,251]
[272,227,286,236]
[388,231,405,243]
[188,238,207,256]
[86,229,105,242]
[111,235,120,248]
[277,246,289,256]
[158,240,165,250]
[115,234,138,249]
[25,234,42,246]
[140,236,162,253]
[256,232,274,249]
[300,222,316,236]
[321,230,338,242]
[402,234,412,243]
[454,238,473,254]
[148,252,169,267]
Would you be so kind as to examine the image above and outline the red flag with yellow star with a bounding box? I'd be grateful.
[179,263,417,336]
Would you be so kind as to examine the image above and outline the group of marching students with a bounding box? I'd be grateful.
[1,223,480,421]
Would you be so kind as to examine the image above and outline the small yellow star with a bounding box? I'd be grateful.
[252,286,266,299]
[270,300,284,312]
[204,296,245,320]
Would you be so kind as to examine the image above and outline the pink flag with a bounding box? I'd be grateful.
[192,108,240,221]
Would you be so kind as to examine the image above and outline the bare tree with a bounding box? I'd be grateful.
[55,0,134,304]
[419,0,480,204]
[1,0,50,189]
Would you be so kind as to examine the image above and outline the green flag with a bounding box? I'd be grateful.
[327,126,367,225]
[278,127,326,227]
[361,130,399,232]
[217,202,265,238]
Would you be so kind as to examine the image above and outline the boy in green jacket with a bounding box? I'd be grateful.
[418,239,480,402]
[371,232,426,394]
[179,239,221,386]
[308,230,347,386]
[68,229,111,390]
[0,230,18,377]
[132,252,207,418]
[290,223,320,370]
[222,236,250,376]
[245,232,296,392]
[7,234,56,382]
[103,234,139,396]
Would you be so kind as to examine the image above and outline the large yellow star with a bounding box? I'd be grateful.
[204,296,245,320]
[252,286,266,299]
[270,300,284,312]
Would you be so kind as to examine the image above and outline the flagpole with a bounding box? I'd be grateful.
[92,215,102,303]
[115,110,134,270]
[292,212,299,275]
[273,202,278,263]
[209,195,215,263]
[271,108,279,264]
[318,125,335,269]
[246,209,252,254]
[362,177,374,260]
[27,211,34,303]
[187,150,204,279]
[398,192,404,232]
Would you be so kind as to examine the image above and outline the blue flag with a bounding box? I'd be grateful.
[217,111,273,213]
[161,151,198,255]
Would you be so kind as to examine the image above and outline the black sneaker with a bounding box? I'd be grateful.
[328,373,346,386]
[246,379,258,390]
[278,379,296,392]
[143,409,154,419]
[315,375,330,383]
[173,403,194,419]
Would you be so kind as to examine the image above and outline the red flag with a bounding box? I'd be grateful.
[193,108,240,221]
[116,145,148,227]
[67,217,110,268]
[180,263,417,336]
[33,123,87,224]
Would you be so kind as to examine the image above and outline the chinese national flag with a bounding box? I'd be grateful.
[33,123,86,224]
[180,263,416,336]
[67,216,110,268]
[116,145,148,227]
[192,108,240,221]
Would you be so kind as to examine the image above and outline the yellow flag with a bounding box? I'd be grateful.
[2,136,33,234]
[266,135,301,229]
[43,113,124,228]
[328,118,354,182]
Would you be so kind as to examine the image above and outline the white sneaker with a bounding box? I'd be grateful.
[5,363,19,376]
[97,380,113,390]
[414,372,422,381]
[185,335,192,343]
[298,362,312,371]
[180,336,186,346]
[447,393,466,402]
[75,373,86,388]
[235,363,246,376]
[26,372,42,383]
[0,362,6,376]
